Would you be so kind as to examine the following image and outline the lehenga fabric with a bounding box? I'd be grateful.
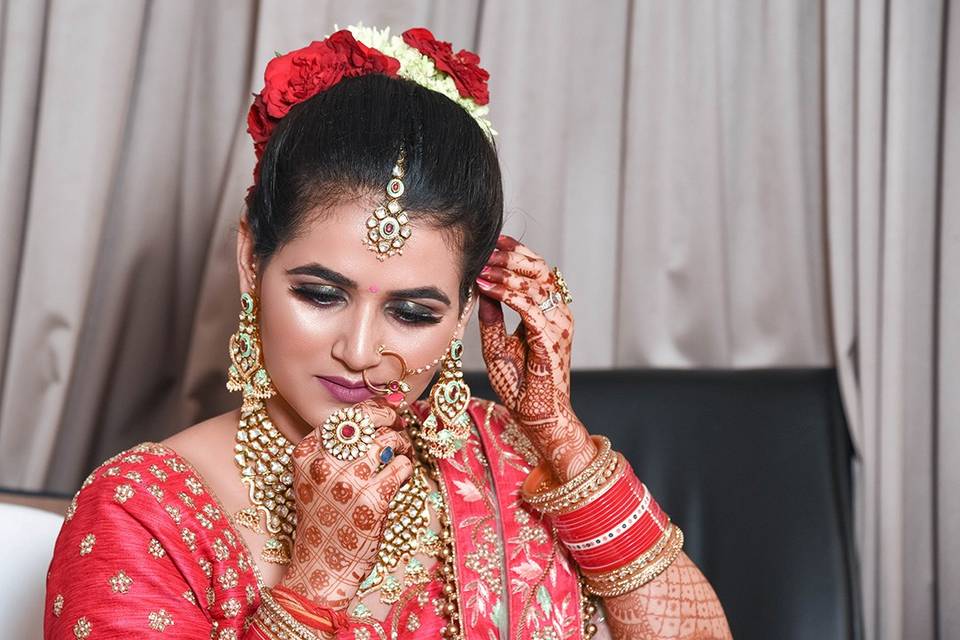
[44,398,590,639]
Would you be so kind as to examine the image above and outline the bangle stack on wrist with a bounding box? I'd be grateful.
[521,438,684,598]
[252,586,348,640]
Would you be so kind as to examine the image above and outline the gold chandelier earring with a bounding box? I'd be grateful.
[226,287,277,409]
[419,337,472,459]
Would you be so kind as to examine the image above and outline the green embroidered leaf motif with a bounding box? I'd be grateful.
[491,599,506,627]
[537,584,551,615]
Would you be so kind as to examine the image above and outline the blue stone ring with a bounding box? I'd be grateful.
[375,446,395,473]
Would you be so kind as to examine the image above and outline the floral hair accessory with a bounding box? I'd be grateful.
[245,24,495,197]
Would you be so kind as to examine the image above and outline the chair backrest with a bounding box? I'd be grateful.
[0,503,63,638]
[464,367,861,640]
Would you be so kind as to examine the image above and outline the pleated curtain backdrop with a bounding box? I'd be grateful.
[0,1,955,638]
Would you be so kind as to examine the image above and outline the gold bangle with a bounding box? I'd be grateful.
[550,452,629,516]
[584,526,685,598]
[522,436,613,509]
[257,588,320,640]
[580,522,675,586]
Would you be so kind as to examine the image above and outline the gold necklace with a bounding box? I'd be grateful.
[231,399,297,564]
[354,405,463,638]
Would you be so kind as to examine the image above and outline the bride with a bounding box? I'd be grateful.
[44,25,732,640]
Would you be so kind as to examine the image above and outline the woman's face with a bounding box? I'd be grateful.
[238,199,475,435]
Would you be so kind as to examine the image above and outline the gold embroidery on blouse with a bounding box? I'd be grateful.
[81,472,96,489]
[179,492,196,509]
[165,504,182,524]
[124,471,142,483]
[206,586,216,607]
[114,484,135,504]
[196,512,214,530]
[221,525,234,542]
[73,616,91,639]
[353,629,372,640]
[104,467,121,477]
[181,528,197,551]
[122,454,145,464]
[245,584,256,605]
[79,533,96,556]
[165,458,187,473]
[109,570,133,593]
[149,538,166,558]
[185,476,204,495]
[204,504,223,523]
[147,484,164,501]
[405,612,421,631]
[148,608,174,632]
[52,593,64,616]
[222,598,241,618]
[218,629,238,640]
[237,553,249,572]
[149,464,169,481]
[65,496,77,521]
[213,538,230,561]
[219,567,239,589]
[199,557,213,578]
[183,590,197,605]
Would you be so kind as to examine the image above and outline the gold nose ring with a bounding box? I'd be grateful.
[362,345,411,394]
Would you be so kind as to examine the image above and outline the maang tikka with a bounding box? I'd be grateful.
[362,146,412,260]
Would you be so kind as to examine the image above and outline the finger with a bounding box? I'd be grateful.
[487,248,550,282]
[477,285,508,362]
[476,280,549,336]
[370,429,412,461]
[480,265,554,300]
[353,398,399,430]
[379,453,413,488]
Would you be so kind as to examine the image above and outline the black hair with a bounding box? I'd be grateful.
[245,73,504,312]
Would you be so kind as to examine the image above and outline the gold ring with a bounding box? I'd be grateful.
[552,267,573,304]
[363,346,411,395]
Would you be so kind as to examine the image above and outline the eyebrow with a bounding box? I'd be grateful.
[286,263,452,307]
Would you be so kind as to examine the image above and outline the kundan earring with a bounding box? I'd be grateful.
[226,288,277,409]
[420,338,472,459]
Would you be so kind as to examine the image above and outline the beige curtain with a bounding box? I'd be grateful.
[0,0,955,636]
[823,0,957,638]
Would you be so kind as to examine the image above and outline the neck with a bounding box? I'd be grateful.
[261,394,314,444]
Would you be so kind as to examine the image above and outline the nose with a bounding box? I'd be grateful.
[330,301,384,374]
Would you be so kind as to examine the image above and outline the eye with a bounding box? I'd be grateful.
[388,302,443,325]
[291,285,345,307]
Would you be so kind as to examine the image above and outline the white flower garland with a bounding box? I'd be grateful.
[341,23,497,139]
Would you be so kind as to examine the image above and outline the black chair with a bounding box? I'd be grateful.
[464,368,861,640]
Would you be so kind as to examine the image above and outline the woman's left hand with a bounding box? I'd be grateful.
[475,234,597,481]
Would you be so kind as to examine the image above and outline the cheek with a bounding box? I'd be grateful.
[258,291,334,369]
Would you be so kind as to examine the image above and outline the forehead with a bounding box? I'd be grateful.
[277,200,462,290]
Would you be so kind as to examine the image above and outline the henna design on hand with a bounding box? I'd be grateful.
[603,552,733,639]
[477,235,596,481]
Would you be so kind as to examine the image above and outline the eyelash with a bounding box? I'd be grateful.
[290,286,443,326]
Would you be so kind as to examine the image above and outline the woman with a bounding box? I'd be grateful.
[44,25,732,640]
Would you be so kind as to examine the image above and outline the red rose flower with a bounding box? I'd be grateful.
[402,27,490,105]
[245,29,400,172]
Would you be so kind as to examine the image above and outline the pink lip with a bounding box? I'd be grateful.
[315,376,376,403]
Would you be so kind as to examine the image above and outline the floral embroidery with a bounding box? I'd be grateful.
[122,454,144,464]
[79,533,96,556]
[147,484,164,502]
[246,584,256,605]
[181,528,197,551]
[219,567,239,589]
[185,476,204,495]
[406,611,421,631]
[52,593,64,616]
[218,629,238,640]
[148,538,166,558]
[147,608,174,631]
[165,505,182,524]
[198,557,213,578]
[183,590,197,605]
[178,492,196,509]
[205,503,223,523]
[222,598,241,618]
[149,464,168,481]
[73,616,91,639]
[114,484,135,504]
[196,512,214,529]
[124,470,142,483]
[206,586,216,607]
[165,458,187,473]
[104,467,121,477]
[65,496,78,521]
[109,570,133,593]
[353,629,371,640]
[213,537,230,561]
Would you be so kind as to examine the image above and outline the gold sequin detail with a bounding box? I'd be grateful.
[213,538,229,561]
[198,557,213,577]
[149,464,168,481]
[79,533,96,556]
[148,538,166,558]
[406,612,421,631]
[221,526,235,544]
[178,492,196,509]
[218,629,238,640]
[206,587,216,607]
[73,617,91,639]
[165,458,187,473]
[114,484,135,504]
[245,584,256,605]
[165,504,182,524]
[104,467,121,477]
[185,477,204,495]
[181,528,197,551]
[65,497,77,521]
[237,553,249,572]
[147,484,164,501]
[183,590,197,605]
[109,570,133,593]
[124,471,142,483]
[204,504,223,523]
[219,567,238,590]
[122,454,144,464]
[221,598,241,618]
[353,629,371,640]
[148,609,174,632]
[196,512,214,530]
[52,593,64,616]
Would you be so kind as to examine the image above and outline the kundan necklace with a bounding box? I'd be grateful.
[231,399,297,564]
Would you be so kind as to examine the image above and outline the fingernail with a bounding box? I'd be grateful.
[476,278,494,290]
[480,266,493,276]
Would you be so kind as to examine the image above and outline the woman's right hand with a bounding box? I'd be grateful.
[278,397,412,607]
